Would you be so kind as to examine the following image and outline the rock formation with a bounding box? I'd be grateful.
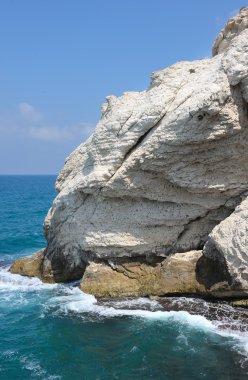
[10,8,248,298]
[80,251,205,298]
[10,249,44,279]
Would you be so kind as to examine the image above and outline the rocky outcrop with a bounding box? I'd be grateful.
[10,8,248,298]
[80,251,205,297]
[212,7,248,56]
[10,249,45,279]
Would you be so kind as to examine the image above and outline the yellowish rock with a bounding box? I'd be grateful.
[230,299,248,308]
[80,251,206,297]
[10,249,45,279]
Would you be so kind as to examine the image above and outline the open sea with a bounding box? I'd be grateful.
[1,175,248,380]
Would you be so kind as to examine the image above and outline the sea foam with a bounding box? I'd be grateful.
[0,266,56,291]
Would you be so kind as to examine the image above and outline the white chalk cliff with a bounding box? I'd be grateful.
[11,8,248,297]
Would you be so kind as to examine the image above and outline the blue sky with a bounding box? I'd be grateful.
[0,0,246,174]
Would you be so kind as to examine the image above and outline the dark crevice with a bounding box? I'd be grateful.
[105,112,167,186]
[196,242,232,289]
[230,83,248,128]
[174,206,231,253]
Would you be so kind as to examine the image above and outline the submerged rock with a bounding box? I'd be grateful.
[10,8,248,298]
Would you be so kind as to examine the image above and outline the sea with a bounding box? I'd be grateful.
[0,175,248,380]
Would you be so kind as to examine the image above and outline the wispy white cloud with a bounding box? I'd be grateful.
[28,126,71,141]
[28,123,95,141]
[0,103,95,142]
[18,102,43,123]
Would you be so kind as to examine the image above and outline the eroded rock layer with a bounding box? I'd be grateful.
[80,251,205,298]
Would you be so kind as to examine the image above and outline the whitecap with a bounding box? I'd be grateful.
[0,266,57,292]
[47,288,215,331]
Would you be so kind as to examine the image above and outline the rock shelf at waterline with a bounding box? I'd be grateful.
[10,7,248,299]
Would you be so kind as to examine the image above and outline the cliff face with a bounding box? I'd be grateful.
[10,8,248,298]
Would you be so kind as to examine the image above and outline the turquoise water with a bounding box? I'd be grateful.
[0,175,248,380]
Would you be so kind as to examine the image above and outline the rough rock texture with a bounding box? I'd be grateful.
[80,251,205,297]
[10,249,45,279]
[212,7,248,56]
[10,9,248,298]
[202,195,248,296]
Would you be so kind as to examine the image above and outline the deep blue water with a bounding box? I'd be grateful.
[0,175,248,380]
